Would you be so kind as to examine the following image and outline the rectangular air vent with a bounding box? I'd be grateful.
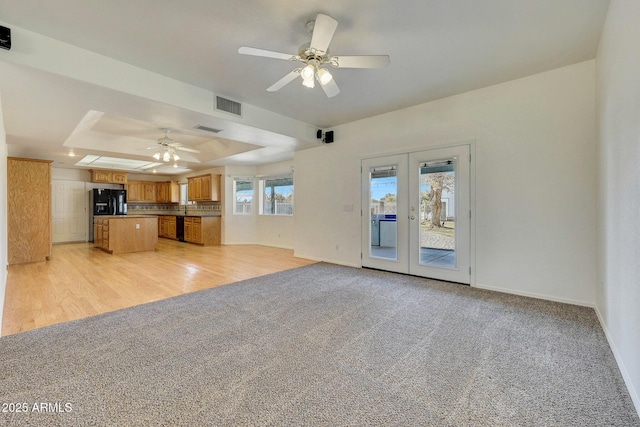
[194,125,222,134]
[216,96,242,116]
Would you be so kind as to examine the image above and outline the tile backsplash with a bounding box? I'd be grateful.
[128,202,221,215]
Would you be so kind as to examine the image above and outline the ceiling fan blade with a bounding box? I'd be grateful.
[267,69,301,92]
[331,55,390,69]
[310,14,338,54]
[175,146,200,153]
[238,46,297,61]
[320,77,340,98]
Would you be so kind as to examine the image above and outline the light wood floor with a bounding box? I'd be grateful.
[2,240,317,336]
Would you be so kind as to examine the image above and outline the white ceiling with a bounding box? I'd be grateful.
[0,0,610,174]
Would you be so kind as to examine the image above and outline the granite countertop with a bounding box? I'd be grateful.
[132,211,221,217]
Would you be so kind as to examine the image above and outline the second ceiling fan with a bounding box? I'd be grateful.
[238,13,390,98]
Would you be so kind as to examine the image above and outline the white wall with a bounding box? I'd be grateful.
[256,160,295,249]
[595,0,640,414]
[224,165,258,245]
[0,93,7,335]
[295,60,597,306]
[222,160,295,249]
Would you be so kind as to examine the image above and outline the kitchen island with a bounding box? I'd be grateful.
[94,215,158,254]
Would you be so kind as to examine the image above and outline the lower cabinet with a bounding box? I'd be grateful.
[93,218,110,251]
[158,215,221,246]
[158,216,177,240]
[167,217,176,239]
[185,216,220,246]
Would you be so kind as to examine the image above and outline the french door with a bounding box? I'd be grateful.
[361,145,471,284]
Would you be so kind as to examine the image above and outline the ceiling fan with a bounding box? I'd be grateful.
[146,129,200,162]
[238,13,390,98]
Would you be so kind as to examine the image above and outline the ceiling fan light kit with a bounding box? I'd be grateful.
[238,13,390,98]
[149,129,199,163]
[316,68,333,85]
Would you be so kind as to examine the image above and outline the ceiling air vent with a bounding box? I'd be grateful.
[194,125,222,134]
[216,96,242,116]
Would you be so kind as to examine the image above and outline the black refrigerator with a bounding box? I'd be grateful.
[89,189,127,242]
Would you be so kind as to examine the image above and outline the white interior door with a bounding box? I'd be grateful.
[362,145,471,284]
[52,180,87,243]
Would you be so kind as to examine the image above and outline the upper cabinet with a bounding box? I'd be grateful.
[127,180,179,203]
[91,169,128,185]
[155,181,180,203]
[188,174,221,202]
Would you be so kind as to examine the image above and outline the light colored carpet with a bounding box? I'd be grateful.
[0,263,638,426]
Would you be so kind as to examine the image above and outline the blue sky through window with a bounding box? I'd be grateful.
[370,176,397,200]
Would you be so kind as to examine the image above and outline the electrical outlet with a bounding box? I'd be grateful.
[136,224,140,229]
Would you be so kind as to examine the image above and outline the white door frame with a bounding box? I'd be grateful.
[361,142,476,285]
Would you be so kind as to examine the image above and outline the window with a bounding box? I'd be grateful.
[233,178,254,215]
[179,183,195,205]
[259,175,294,215]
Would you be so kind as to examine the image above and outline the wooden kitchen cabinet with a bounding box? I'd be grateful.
[94,218,103,248]
[8,157,52,265]
[155,181,179,203]
[102,220,110,249]
[91,169,128,184]
[126,181,141,201]
[158,216,166,237]
[143,182,156,202]
[158,215,177,239]
[113,173,128,184]
[94,216,157,254]
[127,181,157,202]
[128,180,178,203]
[167,217,176,239]
[187,174,221,202]
[184,216,220,245]
[93,217,110,250]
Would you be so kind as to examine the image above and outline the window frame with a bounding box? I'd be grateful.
[232,177,255,216]
[259,174,294,216]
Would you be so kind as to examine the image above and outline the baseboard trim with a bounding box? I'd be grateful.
[473,283,594,308]
[292,253,360,268]
[222,242,293,250]
[594,306,640,417]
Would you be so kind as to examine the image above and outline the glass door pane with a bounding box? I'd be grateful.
[419,160,456,268]
[369,166,398,260]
